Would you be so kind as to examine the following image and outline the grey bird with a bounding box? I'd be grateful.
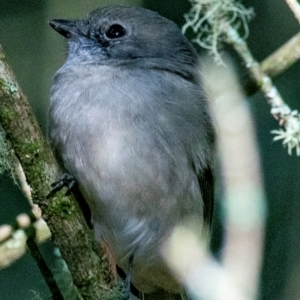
[48,5,214,300]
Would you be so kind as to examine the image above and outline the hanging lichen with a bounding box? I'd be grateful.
[183,0,253,63]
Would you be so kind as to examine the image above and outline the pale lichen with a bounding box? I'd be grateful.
[183,0,253,63]
[183,0,300,155]
[272,109,300,155]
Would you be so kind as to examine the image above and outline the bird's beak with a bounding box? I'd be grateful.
[49,19,79,38]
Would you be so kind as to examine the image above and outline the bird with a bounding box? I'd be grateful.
[48,5,214,300]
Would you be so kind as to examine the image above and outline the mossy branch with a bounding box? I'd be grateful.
[0,45,115,299]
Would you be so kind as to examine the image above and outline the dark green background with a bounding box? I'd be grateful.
[1,1,300,299]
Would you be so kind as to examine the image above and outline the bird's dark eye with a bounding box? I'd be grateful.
[105,24,126,39]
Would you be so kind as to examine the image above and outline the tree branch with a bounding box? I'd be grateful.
[244,31,300,96]
[183,1,300,155]
[225,24,300,155]
[0,45,115,299]
[0,213,50,270]
[286,0,300,23]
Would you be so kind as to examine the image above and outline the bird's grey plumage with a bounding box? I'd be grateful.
[48,5,214,299]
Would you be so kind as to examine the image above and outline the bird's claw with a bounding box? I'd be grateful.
[47,173,76,198]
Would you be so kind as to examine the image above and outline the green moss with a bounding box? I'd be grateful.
[0,107,15,123]
[0,127,11,174]
[0,78,5,89]
[23,140,43,157]
[48,196,75,220]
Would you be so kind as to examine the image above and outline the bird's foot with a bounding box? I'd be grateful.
[47,173,76,198]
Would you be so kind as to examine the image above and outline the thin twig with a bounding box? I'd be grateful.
[183,1,300,155]
[225,24,300,155]
[261,31,300,77]
[244,31,300,96]
[286,0,300,24]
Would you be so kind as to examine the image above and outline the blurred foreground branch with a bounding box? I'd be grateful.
[164,225,251,300]
[164,58,266,300]
[0,45,114,299]
[0,212,50,269]
[203,58,266,299]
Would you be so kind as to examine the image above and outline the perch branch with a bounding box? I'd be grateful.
[0,45,114,299]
